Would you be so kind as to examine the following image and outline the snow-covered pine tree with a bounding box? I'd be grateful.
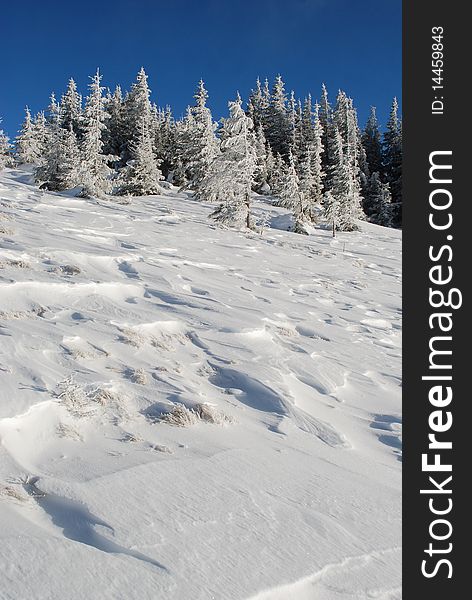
[297,95,314,159]
[122,67,153,161]
[103,85,127,160]
[383,97,402,207]
[326,126,363,231]
[264,143,276,192]
[60,79,82,134]
[184,79,219,198]
[265,75,291,159]
[33,112,49,158]
[47,92,61,127]
[200,94,256,228]
[117,116,163,196]
[35,124,81,191]
[367,171,393,226]
[247,78,269,132]
[323,190,339,236]
[277,151,307,234]
[288,91,301,154]
[0,119,13,169]
[79,69,114,198]
[16,107,42,164]
[319,83,332,184]
[296,102,324,221]
[268,152,286,197]
[362,106,383,176]
[172,107,194,187]
[152,104,175,180]
[253,124,269,192]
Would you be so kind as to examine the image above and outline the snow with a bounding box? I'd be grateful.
[0,167,401,600]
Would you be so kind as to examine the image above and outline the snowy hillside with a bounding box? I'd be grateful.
[0,168,401,600]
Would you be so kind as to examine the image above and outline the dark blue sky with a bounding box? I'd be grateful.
[1,0,401,136]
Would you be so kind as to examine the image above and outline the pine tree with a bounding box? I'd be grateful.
[319,83,332,182]
[268,152,286,197]
[184,79,219,197]
[288,91,300,153]
[118,116,163,196]
[60,78,82,134]
[152,104,175,179]
[277,151,307,234]
[253,124,269,192]
[323,190,339,235]
[326,126,362,231]
[362,106,382,176]
[35,125,81,191]
[172,107,194,187]
[297,94,314,160]
[16,107,42,164]
[264,143,276,192]
[0,119,12,169]
[79,69,114,198]
[47,92,61,127]
[201,94,256,228]
[383,97,402,206]
[296,102,324,221]
[265,75,291,158]
[368,172,393,226]
[247,78,269,131]
[33,112,49,158]
[103,85,126,159]
[122,67,153,161]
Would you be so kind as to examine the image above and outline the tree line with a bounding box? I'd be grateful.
[1,68,402,232]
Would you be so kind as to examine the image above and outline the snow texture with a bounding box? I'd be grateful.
[0,167,401,599]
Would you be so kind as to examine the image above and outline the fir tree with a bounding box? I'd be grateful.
[0,119,12,169]
[326,126,363,231]
[323,190,339,236]
[265,75,291,158]
[247,78,269,131]
[296,102,324,221]
[47,92,61,127]
[79,69,114,198]
[368,172,393,226]
[32,112,49,158]
[277,151,308,234]
[185,79,219,197]
[268,152,286,197]
[201,94,257,228]
[362,106,382,176]
[16,107,42,164]
[253,124,269,192]
[118,116,163,196]
[152,104,175,179]
[319,83,332,182]
[383,97,402,206]
[122,67,153,161]
[60,78,82,134]
[103,85,126,159]
[35,125,81,191]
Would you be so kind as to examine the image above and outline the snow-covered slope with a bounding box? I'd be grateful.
[0,168,401,600]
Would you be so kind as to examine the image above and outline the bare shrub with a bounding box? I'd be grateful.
[0,485,27,502]
[158,402,233,427]
[118,327,146,348]
[195,403,235,425]
[129,368,148,385]
[57,264,81,276]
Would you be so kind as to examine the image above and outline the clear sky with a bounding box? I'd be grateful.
[1,0,401,136]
